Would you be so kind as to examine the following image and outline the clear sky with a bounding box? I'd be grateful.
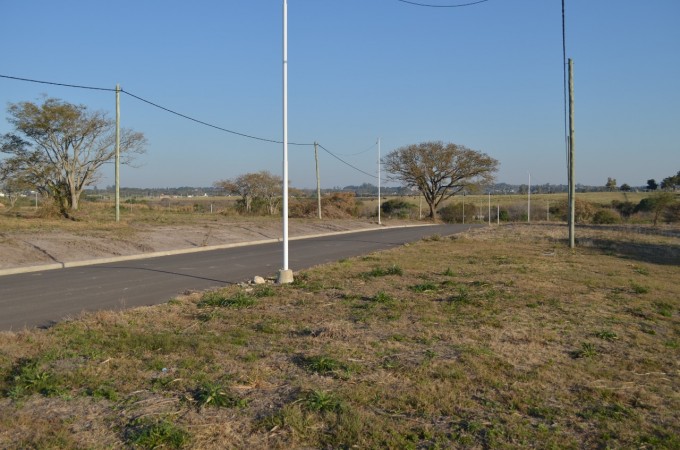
[1,0,678,189]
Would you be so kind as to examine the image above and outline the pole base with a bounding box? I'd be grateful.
[277,269,294,284]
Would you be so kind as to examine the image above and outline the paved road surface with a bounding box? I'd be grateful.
[0,224,478,330]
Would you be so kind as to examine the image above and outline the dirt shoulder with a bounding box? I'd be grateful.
[0,218,414,270]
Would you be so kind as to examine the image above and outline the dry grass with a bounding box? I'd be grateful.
[0,224,678,449]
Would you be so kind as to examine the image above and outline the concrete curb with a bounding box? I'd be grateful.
[0,223,435,277]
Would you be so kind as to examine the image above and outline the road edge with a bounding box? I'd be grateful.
[0,223,436,277]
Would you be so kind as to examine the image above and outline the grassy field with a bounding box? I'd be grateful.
[0,224,678,449]
[1,190,659,229]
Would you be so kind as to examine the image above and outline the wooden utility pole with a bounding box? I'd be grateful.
[314,142,321,219]
[377,138,381,225]
[115,84,121,223]
[568,59,575,248]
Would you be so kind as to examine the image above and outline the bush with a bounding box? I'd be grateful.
[592,209,621,224]
[290,192,358,219]
[381,199,416,219]
[634,197,655,213]
[663,202,680,223]
[438,204,463,223]
[611,200,636,218]
[556,198,596,223]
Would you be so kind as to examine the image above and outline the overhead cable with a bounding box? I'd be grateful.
[1,72,379,177]
[0,73,314,146]
[396,0,489,8]
[318,144,378,179]
[0,74,115,92]
[332,141,378,157]
[121,89,313,146]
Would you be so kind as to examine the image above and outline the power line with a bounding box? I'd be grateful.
[121,89,313,146]
[0,74,115,92]
[332,141,378,157]
[318,144,378,179]
[396,0,489,8]
[0,73,314,146]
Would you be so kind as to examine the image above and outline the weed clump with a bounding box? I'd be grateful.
[198,290,256,309]
[409,282,438,293]
[571,342,598,359]
[300,355,349,377]
[127,419,189,449]
[6,360,63,399]
[194,382,246,409]
[303,389,344,413]
[363,264,403,278]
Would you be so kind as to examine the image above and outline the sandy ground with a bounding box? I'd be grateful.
[0,219,394,270]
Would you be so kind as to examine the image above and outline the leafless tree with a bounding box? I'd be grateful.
[0,98,146,218]
[215,170,282,215]
[383,141,498,219]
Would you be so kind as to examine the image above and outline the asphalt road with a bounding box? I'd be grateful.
[0,224,478,330]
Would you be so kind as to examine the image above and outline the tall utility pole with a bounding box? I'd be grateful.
[568,58,576,248]
[377,138,381,225]
[278,0,293,284]
[115,84,121,223]
[314,142,321,219]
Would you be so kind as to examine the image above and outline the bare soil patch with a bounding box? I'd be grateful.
[0,218,392,270]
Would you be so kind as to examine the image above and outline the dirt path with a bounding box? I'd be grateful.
[0,219,398,270]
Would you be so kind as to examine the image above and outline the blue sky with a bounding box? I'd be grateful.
[1,0,678,189]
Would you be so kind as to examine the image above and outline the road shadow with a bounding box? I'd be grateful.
[576,238,680,266]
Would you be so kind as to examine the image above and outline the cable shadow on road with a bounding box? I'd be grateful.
[309,237,405,246]
[84,265,236,285]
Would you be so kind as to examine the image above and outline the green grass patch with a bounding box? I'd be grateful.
[198,290,256,309]
[363,264,403,278]
[127,419,189,449]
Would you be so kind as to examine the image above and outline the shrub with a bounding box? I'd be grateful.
[611,200,636,218]
[592,209,621,224]
[437,203,477,223]
[557,198,596,223]
[290,192,358,219]
[634,197,655,213]
[663,201,680,223]
[381,199,416,219]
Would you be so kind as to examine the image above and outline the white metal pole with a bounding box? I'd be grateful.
[527,171,531,223]
[278,0,293,283]
[488,192,491,225]
[378,138,381,225]
[315,142,321,219]
[115,84,120,222]
[568,58,576,248]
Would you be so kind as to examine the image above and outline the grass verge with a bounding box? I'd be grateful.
[0,224,678,449]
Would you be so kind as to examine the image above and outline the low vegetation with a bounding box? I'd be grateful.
[0,224,678,448]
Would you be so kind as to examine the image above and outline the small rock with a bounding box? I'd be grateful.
[253,276,266,285]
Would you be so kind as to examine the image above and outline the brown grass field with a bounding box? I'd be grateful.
[0,223,678,449]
